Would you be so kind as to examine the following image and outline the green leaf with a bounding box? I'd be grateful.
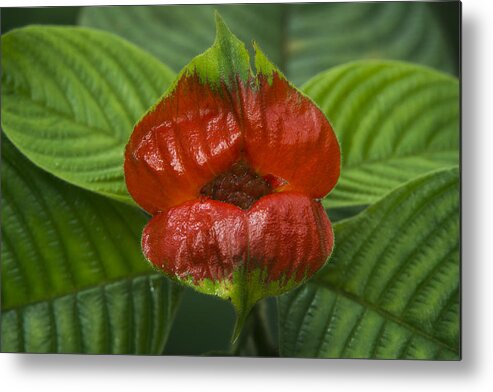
[78,4,284,75]
[303,61,459,209]
[279,167,460,359]
[285,2,456,85]
[326,205,368,223]
[1,26,175,204]
[79,2,456,85]
[1,139,182,354]
[179,12,251,88]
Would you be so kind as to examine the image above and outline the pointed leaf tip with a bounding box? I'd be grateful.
[253,41,280,81]
[184,10,250,87]
[214,11,233,41]
[213,11,244,50]
[214,10,226,28]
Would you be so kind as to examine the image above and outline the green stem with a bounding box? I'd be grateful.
[232,300,279,357]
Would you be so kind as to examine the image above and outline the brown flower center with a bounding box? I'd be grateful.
[200,160,272,210]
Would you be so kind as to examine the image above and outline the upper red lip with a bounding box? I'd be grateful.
[125,73,340,215]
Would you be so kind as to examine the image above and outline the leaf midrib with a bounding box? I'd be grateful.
[310,277,458,354]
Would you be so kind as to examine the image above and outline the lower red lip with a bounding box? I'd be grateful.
[142,192,333,285]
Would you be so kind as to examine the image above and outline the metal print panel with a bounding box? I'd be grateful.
[1,1,460,359]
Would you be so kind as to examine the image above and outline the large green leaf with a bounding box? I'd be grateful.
[1,139,182,354]
[303,61,459,209]
[279,167,460,359]
[1,26,175,204]
[79,2,456,86]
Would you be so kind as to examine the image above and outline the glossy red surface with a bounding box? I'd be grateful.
[142,198,246,282]
[142,193,333,283]
[240,74,340,198]
[125,73,340,215]
[126,70,340,285]
[125,74,243,215]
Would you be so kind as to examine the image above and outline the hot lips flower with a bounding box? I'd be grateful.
[124,15,340,338]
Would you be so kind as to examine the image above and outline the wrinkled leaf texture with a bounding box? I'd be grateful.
[279,168,460,359]
[1,26,175,204]
[1,139,182,354]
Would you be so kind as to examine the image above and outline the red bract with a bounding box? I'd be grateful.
[124,16,340,338]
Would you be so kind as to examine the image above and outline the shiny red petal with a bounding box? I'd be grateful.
[142,199,247,282]
[241,74,340,198]
[246,192,333,282]
[125,75,243,214]
[142,193,333,284]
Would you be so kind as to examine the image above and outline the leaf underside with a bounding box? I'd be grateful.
[279,168,460,360]
[1,139,182,354]
[79,2,456,86]
[304,61,459,209]
[1,26,175,205]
